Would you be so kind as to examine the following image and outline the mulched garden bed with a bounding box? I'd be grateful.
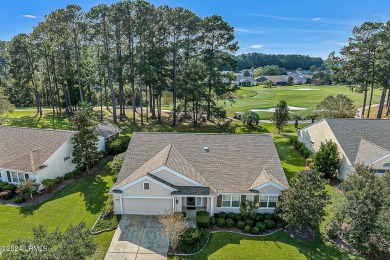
[210,225,282,236]
[284,229,315,243]
[0,156,112,207]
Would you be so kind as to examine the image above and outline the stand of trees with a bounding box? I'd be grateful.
[328,21,390,119]
[0,0,238,126]
[236,53,323,71]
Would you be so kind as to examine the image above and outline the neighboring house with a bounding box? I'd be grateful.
[234,76,257,86]
[238,69,254,77]
[0,126,105,185]
[110,133,289,216]
[287,72,312,84]
[254,76,268,83]
[298,118,390,179]
[94,122,122,143]
[263,76,288,86]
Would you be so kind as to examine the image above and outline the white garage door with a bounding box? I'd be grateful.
[122,198,173,215]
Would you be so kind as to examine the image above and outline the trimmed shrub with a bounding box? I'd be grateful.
[264,213,273,220]
[245,219,254,227]
[216,218,225,227]
[196,211,211,229]
[2,184,16,192]
[302,147,313,158]
[218,212,227,219]
[264,219,276,229]
[64,172,75,180]
[14,197,26,204]
[289,136,298,146]
[210,217,216,225]
[106,136,131,155]
[227,213,235,220]
[235,213,242,221]
[236,220,245,229]
[243,225,251,233]
[42,179,57,191]
[255,222,266,232]
[0,190,13,200]
[73,168,83,177]
[226,218,234,228]
[178,228,210,254]
[251,227,260,234]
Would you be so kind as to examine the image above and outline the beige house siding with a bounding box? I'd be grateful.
[121,180,173,197]
[257,185,282,195]
[152,168,196,186]
[298,120,353,179]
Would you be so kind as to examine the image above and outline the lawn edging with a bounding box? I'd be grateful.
[169,228,283,257]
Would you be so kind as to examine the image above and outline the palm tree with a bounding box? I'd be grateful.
[307,114,318,124]
[293,115,303,128]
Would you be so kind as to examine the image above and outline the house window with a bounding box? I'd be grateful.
[222,195,240,208]
[11,172,18,183]
[18,172,25,182]
[196,197,202,206]
[259,195,279,208]
[143,182,150,191]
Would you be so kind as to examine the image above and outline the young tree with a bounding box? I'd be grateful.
[72,102,100,171]
[2,222,95,259]
[293,115,303,128]
[16,179,39,199]
[264,79,273,88]
[0,88,14,117]
[312,140,341,179]
[316,94,355,118]
[272,100,289,133]
[159,211,188,252]
[242,110,260,128]
[287,76,294,86]
[276,170,330,234]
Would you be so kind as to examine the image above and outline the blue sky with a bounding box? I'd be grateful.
[1,0,389,58]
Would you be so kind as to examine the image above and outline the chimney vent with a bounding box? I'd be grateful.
[204,147,209,153]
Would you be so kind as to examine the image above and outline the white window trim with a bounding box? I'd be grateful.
[196,197,203,206]
[258,194,280,209]
[221,194,241,208]
[143,181,150,191]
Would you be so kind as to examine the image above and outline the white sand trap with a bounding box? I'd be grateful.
[251,106,307,112]
[291,88,319,91]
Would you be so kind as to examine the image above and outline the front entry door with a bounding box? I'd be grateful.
[186,197,195,207]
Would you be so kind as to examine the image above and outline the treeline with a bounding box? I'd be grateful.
[329,21,390,118]
[236,53,323,71]
[0,0,237,126]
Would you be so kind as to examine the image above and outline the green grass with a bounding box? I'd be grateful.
[221,84,382,119]
[0,159,115,260]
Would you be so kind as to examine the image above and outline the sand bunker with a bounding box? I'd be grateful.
[251,106,307,112]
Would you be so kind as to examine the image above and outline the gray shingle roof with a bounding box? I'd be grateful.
[114,133,288,193]
[325,118,390,165]
[93,122,121,139]
[0,126,75,172]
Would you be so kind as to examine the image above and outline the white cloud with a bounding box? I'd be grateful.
[22,15,37,19]
[249,45,264,49]
[235,28,265,34]
[313,17,320,21]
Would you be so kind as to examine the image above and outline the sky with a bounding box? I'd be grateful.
[0,0,389,59]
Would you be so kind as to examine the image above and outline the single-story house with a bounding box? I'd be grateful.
[298,118,390,179]
[238,69,254,77]
[94,122,122,143]
[110,133,289,216]
[0,126,105,185]
[234,76,257,86]
[263,76,288,86]
[287,73,312,84]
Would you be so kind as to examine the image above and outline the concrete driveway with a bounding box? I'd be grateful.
[105,215,169,260]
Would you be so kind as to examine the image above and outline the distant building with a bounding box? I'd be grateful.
[234,76,257,86]
[238,69,254,77]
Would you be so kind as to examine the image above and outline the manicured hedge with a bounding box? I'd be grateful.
[289,136,313,159]
[218,212,227,219]
[14,197,26,204]
[264,219,276,229]
[226,218,234,228]
[196,211,210,229]
[227,213,235,220]
[243,225,251,233]
[1,183,16,192]
[235,213,242,221]
[255,222,266,232]
[216,218,225,227]
[236,220,245,229]
[251,227,260,234]
[178,228,210,254]
[245,219,254,227]
[106,136,131,155]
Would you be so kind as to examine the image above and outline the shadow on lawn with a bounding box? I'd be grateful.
[178,230,355,260]
[18,165,110,217]
[5,114,71,130]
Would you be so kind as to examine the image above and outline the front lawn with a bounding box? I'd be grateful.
[0,159,115,260]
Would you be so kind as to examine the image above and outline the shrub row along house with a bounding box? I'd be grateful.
[109,133,289,216]
[0,126,105,185]
[298,118,390,179]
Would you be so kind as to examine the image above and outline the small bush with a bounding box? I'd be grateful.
[326,220,340,239]
[302,147,313,158]
[306,158,313,166]
[178,228,210,254]
[264,213,273,220]
[0,190,13,200]
[106,136,131,155]
[196,211,210,229]
[235,213,242,221]
[243,225,251,233]
[2,184,16,192]
[226,218,234,228]
[14,197,26,204]
[264,219,276,229]
[245,219,254,227]
[64,172,75,180]
[42,179,57,191]
[218,212,227,219]
[227,213,235,220]
[102,197,114,217]
[251,227,260,234]
[216,218,225,227]
[289,136,298,146]
[236,220,245,229]
[210,217,216,225]
[73,168,83,177]
[255,222,266,232]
